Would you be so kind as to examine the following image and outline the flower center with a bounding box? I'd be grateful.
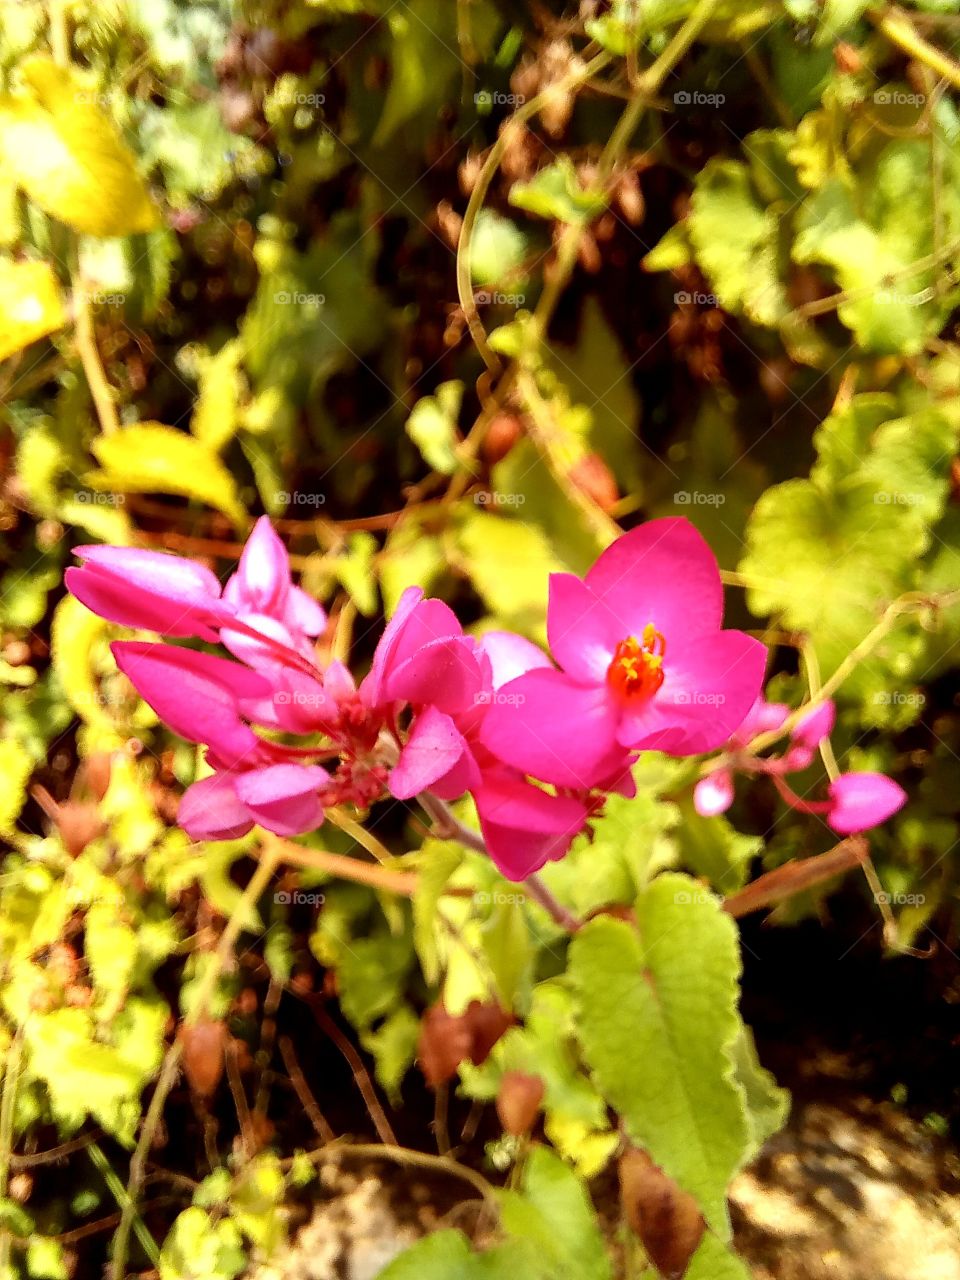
[607,624,666,703]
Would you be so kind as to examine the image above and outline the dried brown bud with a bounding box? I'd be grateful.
[833,41,862,74]
[496,1071,545,1135]
[417,1003,474,1087]
[78,752,113,801]
[617,169,645,225]
[463,1000,515,1064]
[181,1019,228,1101]
[618,1148,705,1278]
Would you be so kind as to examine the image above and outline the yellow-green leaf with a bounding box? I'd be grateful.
[89,422,247,529]
[0,56,157,237]
[0,257,66,361]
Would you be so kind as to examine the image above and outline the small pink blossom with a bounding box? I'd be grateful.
[824,773,907,835]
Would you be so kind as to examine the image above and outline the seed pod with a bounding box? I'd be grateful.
[181,1019,228,1101]
[496,1071,545,1135]
[834,42,862,74]
[618,1148,705,1278]
[617,169,645,225]
[569,453,619,513]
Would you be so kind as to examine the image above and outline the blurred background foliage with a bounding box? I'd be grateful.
[2,0,960,1276]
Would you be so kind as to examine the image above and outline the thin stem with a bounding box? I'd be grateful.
[0,1029,24,1272]
[71,249,121,437]
[109,841,282,1280]
[289,1141,500,1209]
[874,6,960,90]
[88,1143,159,1268]
[524,873,581,932]
[419,792,487,852]
[722,838,867,918]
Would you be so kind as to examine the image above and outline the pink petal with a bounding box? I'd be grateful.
[228,515,290,615]
[547,573,621,682]
[731,698,790,748]
[474,776,588,880]
[584,518,724,642]
[67,554,230,641]
[178,773,253,841]
[285,585,327,637]
[480,668,619,789]
[826,773,906,835]
[389,707,472,800]
[478,631,552,689]
[363,586,424,706]
[234,763,328,836]
[694,769,735,817]
[384,636,485,715]
[784,700,836,772]
[618,630,767,756]
[111,641,268,766]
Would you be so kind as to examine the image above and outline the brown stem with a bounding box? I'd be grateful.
[722,838,867,919]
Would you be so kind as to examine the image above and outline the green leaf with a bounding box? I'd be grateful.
[685,1233,755,1279]
[159,1207,246,1280]
[675,796,761,893]
[687,158,789,326]
[337,934,414,1032]
[499,1147,612,1280]
[0,57,157,236]
[731,1026,790,1161]
[190,340,246,453]
[380,519,446,616]
[406,381,463,475]
[0,257,65,361]
[0,737,32,834]
[377,1231,475,1278]
[570,876,749,1235]
[480,897,532,1008]
[470,210,530,289]
[456,510,558,637]
[89,422,247,529]
[413,839,463,986]
[361,1005,420,1103]
[333,531,379,616]
[793,140,960,354]
[510,157,607,226]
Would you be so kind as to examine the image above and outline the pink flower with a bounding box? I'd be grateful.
[693,697,833,817]
[481,519,767,789]
[67,517,326,658]
[824,773,906,835]
[179,763,329,841]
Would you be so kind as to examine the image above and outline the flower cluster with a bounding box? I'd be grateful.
[67,517,905,879]
[694,697,906,834]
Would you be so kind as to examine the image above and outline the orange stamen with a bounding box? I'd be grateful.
[607,624,666,703]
